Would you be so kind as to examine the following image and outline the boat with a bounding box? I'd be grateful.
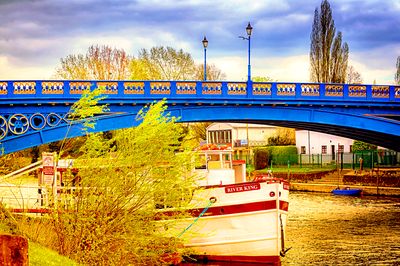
[332,187,363,196]
[160,144,290,265]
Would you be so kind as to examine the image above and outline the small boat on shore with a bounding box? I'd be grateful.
[332,187,363,196]
[161,145,290,265]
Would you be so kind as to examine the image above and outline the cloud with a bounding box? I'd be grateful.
[208,54,309,82]
[0,56,55,80]
[0,0,398,85]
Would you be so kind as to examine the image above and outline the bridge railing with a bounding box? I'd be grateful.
[0,80,399,104]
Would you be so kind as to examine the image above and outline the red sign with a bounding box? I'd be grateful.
[41,152,55,186]
[225,183,260,193]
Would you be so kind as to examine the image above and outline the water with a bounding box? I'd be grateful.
[182,192,400,265]
[283,192,400,265]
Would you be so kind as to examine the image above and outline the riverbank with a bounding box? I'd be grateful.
[290,182,400,197]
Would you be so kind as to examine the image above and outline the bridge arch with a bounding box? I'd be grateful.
[2,104,399,154]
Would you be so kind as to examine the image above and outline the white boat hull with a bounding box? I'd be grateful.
[162,180,289,264]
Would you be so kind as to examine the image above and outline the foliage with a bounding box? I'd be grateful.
[252,76,275,82]
[253,146,298,169]
[132,46,196,80]
[0,152,31,174]
[187,122,212,141]
[0,204,19,234]
[54,45,132,80]
[129,58,159,80]
[310,0,349,83]
[253,148,269,170]
[67,86,109,130]
[396,56,400,85]
[130,46,226,81]
[267,127,295,145]
[352,140,377,152]
[267,146,298,165]
[195,63,226,81]
[48,100,197,265]
[29,242,80,266]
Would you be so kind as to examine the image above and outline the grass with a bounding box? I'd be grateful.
[249,164,337,174]
[0,225,80,266]
[29,241,80,266]
[0,213,80,266]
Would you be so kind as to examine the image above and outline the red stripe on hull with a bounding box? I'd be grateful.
[155,200,289,219]
[187,254,281,265]
[193,200,277,217]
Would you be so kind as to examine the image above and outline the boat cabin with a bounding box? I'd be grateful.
[195,147,246,186]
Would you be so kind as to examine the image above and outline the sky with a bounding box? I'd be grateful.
[0,0,399,84]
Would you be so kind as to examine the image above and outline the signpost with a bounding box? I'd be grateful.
[40,152,57,206]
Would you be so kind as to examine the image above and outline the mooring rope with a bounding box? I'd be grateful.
[177,197,217,238]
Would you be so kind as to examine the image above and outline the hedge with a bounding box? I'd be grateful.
[253,146,298,169]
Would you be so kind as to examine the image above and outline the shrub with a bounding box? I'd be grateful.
[253,148,269,170]
[253,146,298,169]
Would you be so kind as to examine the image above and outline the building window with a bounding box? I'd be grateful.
[208,130,232,145]
[349,145,353,153]
[301,146,306,154]
[321,145,327,154]
[338,145,344,153]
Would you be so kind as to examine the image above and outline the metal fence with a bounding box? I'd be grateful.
[299,150,399,169]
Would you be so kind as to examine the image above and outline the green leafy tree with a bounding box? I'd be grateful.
[310,0,349,83]
[49,99,197,265]
[352,140,377,152]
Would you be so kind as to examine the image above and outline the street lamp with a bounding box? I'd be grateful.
[239,22,253,82]
[202,36,208,81]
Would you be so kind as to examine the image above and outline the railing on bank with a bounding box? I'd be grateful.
[298,151,399,169]
[246,151,400,169]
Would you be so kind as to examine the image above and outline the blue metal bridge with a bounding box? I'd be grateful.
[0,80,399,154]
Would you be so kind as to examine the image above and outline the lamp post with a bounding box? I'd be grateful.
[202,36,208,81]
[239,22,253,82]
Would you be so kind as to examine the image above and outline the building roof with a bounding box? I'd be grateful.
[207,122,276,131]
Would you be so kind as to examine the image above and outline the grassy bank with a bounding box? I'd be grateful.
[249,165,337,174]
[0,221,80,266]
[29,241,80,266]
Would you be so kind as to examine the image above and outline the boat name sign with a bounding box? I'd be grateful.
[225,183,261,193]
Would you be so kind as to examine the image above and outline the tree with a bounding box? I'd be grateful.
[310,0,349,83]
[395,56,400,85]
[55,45,132,80]
[346,65,363,84]
[48,99,197,265]
[130,46,226,81]
[131,46,196,80]
[252,76,275,82]
[352,140,377,152]
[187,122,212,141]
[267,127,296,146]
[194,64,226,81]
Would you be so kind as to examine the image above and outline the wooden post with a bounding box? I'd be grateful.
[0,234,28,266]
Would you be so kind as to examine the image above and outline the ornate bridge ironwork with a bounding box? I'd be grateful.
[0,80,399,154]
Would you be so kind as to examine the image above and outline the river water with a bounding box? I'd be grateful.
[182,191,400,265]
[283,192,400,265]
